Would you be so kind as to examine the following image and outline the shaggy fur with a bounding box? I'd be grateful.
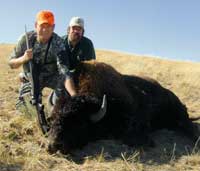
[47,61,199,154]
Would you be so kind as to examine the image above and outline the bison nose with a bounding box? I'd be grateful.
[47,143,59,154]
[48,142,70,154]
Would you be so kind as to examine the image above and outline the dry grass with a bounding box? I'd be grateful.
[0,44,200,171]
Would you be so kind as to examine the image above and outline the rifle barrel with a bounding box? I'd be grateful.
[25,25,30,49]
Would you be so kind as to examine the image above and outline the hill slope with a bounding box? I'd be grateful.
[0,44,200,171]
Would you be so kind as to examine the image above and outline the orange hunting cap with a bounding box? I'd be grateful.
[36,10,55,26]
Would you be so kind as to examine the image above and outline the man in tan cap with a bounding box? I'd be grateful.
[47,17,96,107]
[9,10,77,108]
[62,17,96,70]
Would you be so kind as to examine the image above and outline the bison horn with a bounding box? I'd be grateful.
[90,94,107,123]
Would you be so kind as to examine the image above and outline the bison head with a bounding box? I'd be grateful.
[47,94,107,154]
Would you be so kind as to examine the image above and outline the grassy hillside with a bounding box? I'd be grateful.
[0,44,200,171]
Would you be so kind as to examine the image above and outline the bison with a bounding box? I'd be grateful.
[47,61,200,154]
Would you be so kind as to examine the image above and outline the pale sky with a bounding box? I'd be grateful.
[0,0,200,62]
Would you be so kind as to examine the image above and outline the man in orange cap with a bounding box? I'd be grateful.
[9,10,77,108]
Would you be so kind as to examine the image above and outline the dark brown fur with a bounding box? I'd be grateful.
[48,61,200,154]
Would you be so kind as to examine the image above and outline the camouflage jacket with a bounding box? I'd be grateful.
[10,31,71,79]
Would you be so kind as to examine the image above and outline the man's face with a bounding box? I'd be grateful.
[68,26,83,44]
[35,23,54,43]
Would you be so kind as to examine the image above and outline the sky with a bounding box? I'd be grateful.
[0,0,200,62]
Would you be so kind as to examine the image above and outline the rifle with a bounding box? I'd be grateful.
[25,25,49,134]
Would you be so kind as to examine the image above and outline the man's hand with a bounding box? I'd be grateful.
[23,49,33,63]
[8,49,33,69]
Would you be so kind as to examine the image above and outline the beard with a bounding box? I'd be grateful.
[69,32,82,43]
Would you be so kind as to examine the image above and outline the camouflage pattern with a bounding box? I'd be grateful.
[10,31,71,80]
[10,31,71,108]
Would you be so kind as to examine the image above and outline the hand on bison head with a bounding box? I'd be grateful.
[47,95,107,154]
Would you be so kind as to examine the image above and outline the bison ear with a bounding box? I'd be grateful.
[90,95,107,123]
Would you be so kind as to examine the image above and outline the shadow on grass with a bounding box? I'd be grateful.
[66,128,200,165]
[0,162,22,171]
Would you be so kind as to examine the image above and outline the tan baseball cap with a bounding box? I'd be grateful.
[69,17,84,28]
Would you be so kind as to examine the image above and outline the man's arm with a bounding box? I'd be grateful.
[57,50,77,97]
[64,78,77,97]
[89,41,96,60]
[9,49,33,69]
[84,38,96,60]
[8,34,33,69]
